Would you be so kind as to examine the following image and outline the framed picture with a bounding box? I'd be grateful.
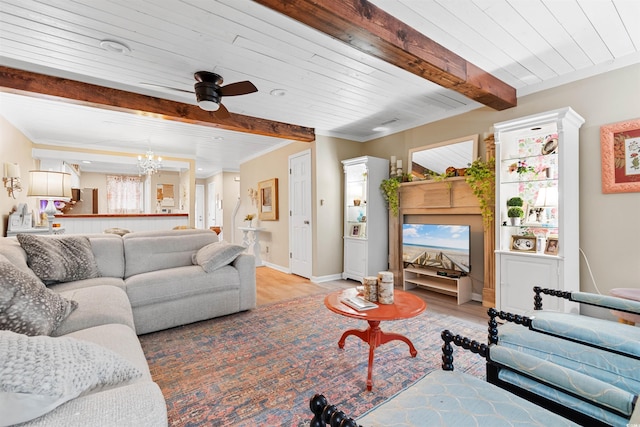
[349,223,365,237]
[510,235,536,253]
[545,238,559,255]
[156,184,175,206]
[258,178,279,221]
[600,118,640,194]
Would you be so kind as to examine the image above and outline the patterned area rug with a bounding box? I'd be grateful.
[139,293,488,427]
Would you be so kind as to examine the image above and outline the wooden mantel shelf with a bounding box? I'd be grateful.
[399,177,481,215]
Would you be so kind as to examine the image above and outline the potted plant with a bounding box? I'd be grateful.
[506,197,523,207]
[507,207,524,225]
[464,157,495,229]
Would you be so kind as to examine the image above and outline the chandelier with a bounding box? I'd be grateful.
[137,151,162,176]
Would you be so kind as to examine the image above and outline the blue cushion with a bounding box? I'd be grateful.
[498,323,640,394]
[529,311,640,358]
[498,369,631,427]
[356,370,579,426]
[490,345,635,417]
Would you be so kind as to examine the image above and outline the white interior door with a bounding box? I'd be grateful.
[207,182,216,227]
[195,184,205,229]
[289,149,312,278]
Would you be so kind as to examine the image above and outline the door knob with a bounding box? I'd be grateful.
[304,220,310,224]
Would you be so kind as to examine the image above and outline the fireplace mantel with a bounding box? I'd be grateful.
[389,177,495,307]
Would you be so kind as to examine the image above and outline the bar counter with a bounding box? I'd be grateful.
[53,213,189,234]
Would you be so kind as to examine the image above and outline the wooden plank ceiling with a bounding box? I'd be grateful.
[0,0,516,140]
[254,0,516,110]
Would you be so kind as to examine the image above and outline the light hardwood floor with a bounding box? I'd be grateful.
[256,267,489,326]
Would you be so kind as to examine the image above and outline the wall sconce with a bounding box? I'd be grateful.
[3,163,22,198]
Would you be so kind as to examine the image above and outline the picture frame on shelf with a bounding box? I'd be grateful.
[510,235,536,253]
[258,178,279,220]
[600,118,640,194]
[349,223,365,237]
[545,238,559,255]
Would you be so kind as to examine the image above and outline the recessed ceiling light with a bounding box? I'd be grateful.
[372,126,389,132]
[270,89,286,97]
[99,39,131,54]
[212,136,224,141]
[82,160,92,164]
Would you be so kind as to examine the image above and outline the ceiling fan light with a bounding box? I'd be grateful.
[198,100,220,111]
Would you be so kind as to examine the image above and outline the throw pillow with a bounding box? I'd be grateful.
[17,234,100,283]
[194,241,245,273]
[0,258,77,336]
[0,330,142,426]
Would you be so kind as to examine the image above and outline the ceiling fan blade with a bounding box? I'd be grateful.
[219,81,258,97]
[214,103,230,119]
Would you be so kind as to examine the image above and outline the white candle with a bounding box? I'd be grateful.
[396,159,402,169]
[390,155,396,165]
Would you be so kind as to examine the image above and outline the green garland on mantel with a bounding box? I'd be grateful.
[464,157,496,229]
[380,161,495,224]
[379,176,403,216]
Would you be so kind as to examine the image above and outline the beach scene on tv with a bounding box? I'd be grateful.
[402,224,471,274]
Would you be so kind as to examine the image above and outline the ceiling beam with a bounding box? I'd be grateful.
[253,0,516,110]
[0,66,315,142]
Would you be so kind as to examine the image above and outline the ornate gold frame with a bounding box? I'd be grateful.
[258,178,278,221]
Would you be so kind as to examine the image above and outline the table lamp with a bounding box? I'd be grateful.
[27,170,72,232]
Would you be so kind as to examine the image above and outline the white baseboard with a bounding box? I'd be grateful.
[311,273,344,284]
[261,261,290,274]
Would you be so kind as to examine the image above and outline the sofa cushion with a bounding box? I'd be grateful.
[125,264,240,308]
[0,330,142,426]
[0,238,33,276]
[122,229,218,278]
[48,276,126,293]
[65,323,153,381]
[17,234,100,284]
[193,241,246,272]
[86,234,125,278]
[15,382,168,427]
[52,285,135,336]
[0,257,77,336]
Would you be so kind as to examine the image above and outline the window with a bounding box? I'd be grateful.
[106,175,143,213]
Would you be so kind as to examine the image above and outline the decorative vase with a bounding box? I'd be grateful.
[509,217,521,226]
[246,220,252,228]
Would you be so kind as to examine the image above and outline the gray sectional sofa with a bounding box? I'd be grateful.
[0,228,256,426]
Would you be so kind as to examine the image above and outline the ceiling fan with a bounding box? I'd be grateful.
[143,71,258,118]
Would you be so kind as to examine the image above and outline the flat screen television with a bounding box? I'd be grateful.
[402,224,470,274]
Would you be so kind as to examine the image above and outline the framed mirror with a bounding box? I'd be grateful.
[409,134,478,179]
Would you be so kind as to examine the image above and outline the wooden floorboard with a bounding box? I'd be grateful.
[256,267,488,326]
